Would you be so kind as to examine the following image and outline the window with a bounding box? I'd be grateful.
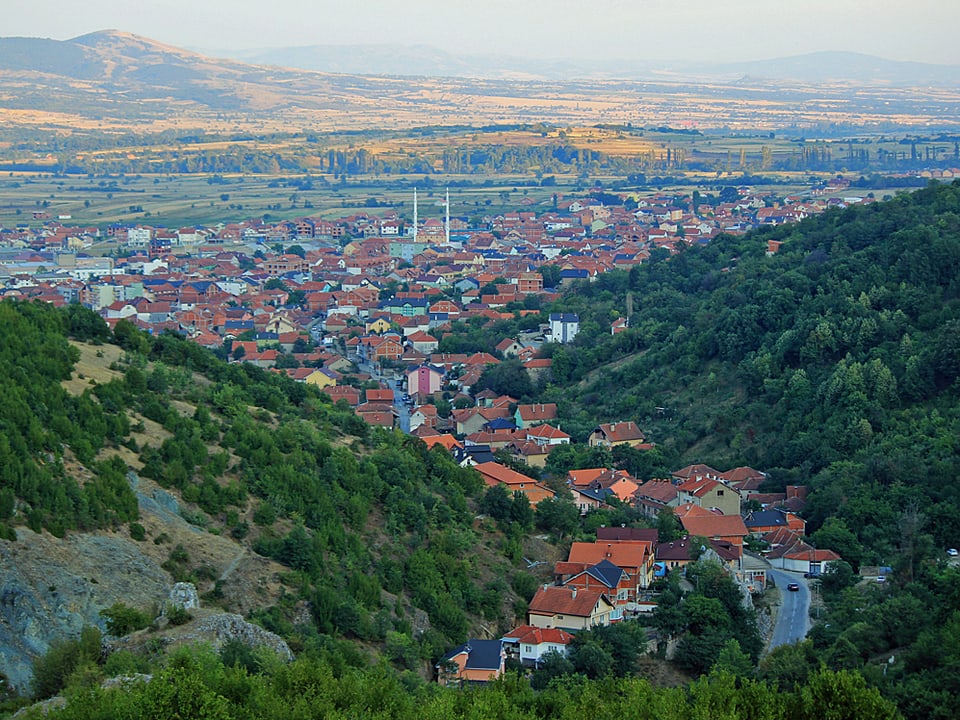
[717,490,724,496]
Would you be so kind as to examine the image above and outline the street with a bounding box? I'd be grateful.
[355,355,409,432]
[766,568,811,650]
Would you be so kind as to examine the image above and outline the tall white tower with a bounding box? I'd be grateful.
[413,187,418,242]
[445,188,450,244]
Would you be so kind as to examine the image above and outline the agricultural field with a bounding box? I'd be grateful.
[0,120,950,231]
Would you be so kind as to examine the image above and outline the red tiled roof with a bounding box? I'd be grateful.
[517,403,557,422]
[594,421,645,443]
[502,625,574,646]
[528,585,610,617]
[567,541,650,570]
[679,514,748,539]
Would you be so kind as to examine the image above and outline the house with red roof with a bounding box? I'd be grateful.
[762,527,841,575]
[588,421,649,448]
[523,357,552,383]
[527,585,615,631]
[633,480,680,519]
[676,476,741,516]
[514,403,558,429]
[501,625,574,667]
[321,386,360,406]
[676,509,749,549]
[366,388,394,404]
[719,466,767,489]
[407,330,439,354]
[473,461,555,506]
[409,404,439,432]
[560,540,655,596]
[671,463,722,483]
[505,439,553,468]
[524,423,570,447]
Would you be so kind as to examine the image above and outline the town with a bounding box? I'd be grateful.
[0,179,870,685]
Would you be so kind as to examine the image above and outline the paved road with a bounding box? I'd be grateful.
[767,569,811,649]
[393,391,410,432]
[356,356,410,432]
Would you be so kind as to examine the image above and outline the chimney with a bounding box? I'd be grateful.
[570,587,577,599]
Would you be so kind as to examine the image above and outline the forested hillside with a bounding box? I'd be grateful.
[541,181,960,546]
[0,300,530,698]
[523,182,960,719]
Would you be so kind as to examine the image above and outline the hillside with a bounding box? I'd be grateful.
[540,181,960,553]
[0,302,542,699]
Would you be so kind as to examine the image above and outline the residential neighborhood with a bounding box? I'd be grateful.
[0,186,846,687]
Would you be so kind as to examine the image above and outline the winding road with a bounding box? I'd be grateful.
[766,569,811,650]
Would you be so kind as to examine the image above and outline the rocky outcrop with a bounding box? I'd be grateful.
[0,471,290,696]
[190,613,293,662]
[0,529,170,695]
[168,582,200,611]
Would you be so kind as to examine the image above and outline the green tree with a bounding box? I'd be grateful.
[758,639,820,691]
[479,484,512,521]
[100,603,152,637]
[31,627,103,699]
[812,518,863,569]
[534,496,580,540]
[712,638,755,678]
[796,668,899,720]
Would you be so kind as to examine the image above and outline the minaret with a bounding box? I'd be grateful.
[445,188,450,244]
[413,187,418,242]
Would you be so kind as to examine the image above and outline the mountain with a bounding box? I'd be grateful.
[0,30,434,117]
[1,30,957,136]
[713,51,960,87]
[216,42,960,87]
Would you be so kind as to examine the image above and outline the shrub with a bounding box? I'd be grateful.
[165,604,193,626]
[100,603,153,637]
[31,627,102,699]
[129,522,146,541]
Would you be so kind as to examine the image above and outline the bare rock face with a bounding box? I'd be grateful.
[0,529,170,695]
[168,582,200,611]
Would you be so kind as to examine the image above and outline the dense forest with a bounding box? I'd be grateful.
[0,301,525,701]
[534,181,960,719]
[3,183,960,718]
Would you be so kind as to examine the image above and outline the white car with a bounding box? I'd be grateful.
[948,548,958,557]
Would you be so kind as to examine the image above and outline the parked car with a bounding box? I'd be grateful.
[947,548,958,557]
[787,583,800,592]
[803,572,820,578]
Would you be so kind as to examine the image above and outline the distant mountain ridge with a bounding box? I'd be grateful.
[1,29,957,88]
[1,30,957,133]
[215,42,960,86]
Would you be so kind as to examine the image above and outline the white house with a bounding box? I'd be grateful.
[501,625,575,667]
[127,226,151,248]
[549,313,580,344]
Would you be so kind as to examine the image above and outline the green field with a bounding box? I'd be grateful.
[0,172,572,230]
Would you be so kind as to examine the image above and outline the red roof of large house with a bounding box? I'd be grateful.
[528,585,610,617]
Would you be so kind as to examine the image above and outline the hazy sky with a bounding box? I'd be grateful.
[7,0,959,65]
